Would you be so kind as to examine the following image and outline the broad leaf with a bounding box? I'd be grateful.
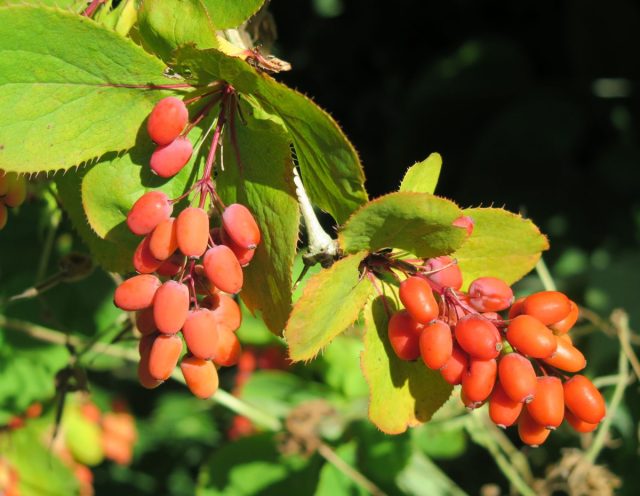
[173,46,368,224]
[361,294,452,434]
[0,5,185,173]
[204,0,266,29]
[137,0,218,61]
[399,152,442,194]
[339,191,467,257]
[218,107,300,334]
[285,253,373,362]
[451,207,549,290]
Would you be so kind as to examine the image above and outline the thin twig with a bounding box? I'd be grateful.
[535,257,557,292]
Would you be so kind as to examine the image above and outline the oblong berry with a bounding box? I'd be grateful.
[468,277,514,313]
[461,358,497,404]
[549,300,579,334]
[127,191,172,236]
[522,291,572,326]
[422,256,462,291]
[114,274,161,311]
[157,253,184,277]
[205,293,242,333]
[135,308,157,336]
[221,227,256,266]
[222,203,261,249]
[387,310,423,361]
[138,336,163,389]
[563,375,606,424]
[148,334,183,380]
[147,97,188,145]
[399,276,439,324]
[518,408,550,447]
[153,281,190,334]
[182,309,219,360]
[526,376,564,429]
[506,315,557,358]
[455,314,502,360]
[150,137,193,178]
[564,408,599,433]
[213,328,241,366]
[3,173,27,208]
[149,217,178,261]
[133,235,162,274]
[176,207,210,257]
[180,356,219,399]
[419,320,453,370]
[508,297,525,319]
[498,353,537,403]
[440,345,468,385]
[194,264,218,296]
[542,335,586,372]
[203,245,243,294]
[489,381,523,427]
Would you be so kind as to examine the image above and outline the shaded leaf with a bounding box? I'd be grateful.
[399,152,442,194]
[203,0,266,29]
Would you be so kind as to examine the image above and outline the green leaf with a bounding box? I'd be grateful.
[0,5,183,173]
[63,402,105,466]
[339,192,467,257]
[173,46,368,224]
[361,294,452,434]
[203,0,266,29]
[218,106,300,335]
[399,152,442,194]
[316,441,368,496]
[310,336,369,399]
[412,422,468,460]
[137,0,218,62]
[285,252,373,362]
[397,451,469,496]
[451,207,549,290]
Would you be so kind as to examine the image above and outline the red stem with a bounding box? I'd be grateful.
[82,0,105,17]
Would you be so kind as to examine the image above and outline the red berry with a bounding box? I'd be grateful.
[508,297,525,319]
[387,310,423,361]
[204,293,242,332]
[213,329,241,366]
[203,245,243,294]
[135,308,157,336]
[194,264,218,296]
[498,353,537,403]
[138,335,163,389]
[153,281,190,334]
[422,256,463,290]
[454,314,502,360]
[489,381,523,427]
[419,320,453,370]
[127,191,172,236]
[461,358,497,405]
[182,309,219,360]
[452,215,474,236]
[176,207,209,257]
[133,235,162,274]
[564,408,599,433]
[517,408,550,447]
[522,291,572,326]
[549,300,579,334]
[220,226,256,266]
[222,203,261,249]
[563,375,606,424]
[399,276,439,324]
[526,376,564,429]
[149,217,178,261]
[180,356,219,399]
[114,274,161,311]
[542,335,586,372]
[150,137,193,178]
[157,253,184,277]
[147,97,188,145]
[506,315,557,358]
[2,173,27,208]
[148,333,183,380]
[468,277,514,313]
[440,345,468,385]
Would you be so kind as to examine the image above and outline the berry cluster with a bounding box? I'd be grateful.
[0,171,27,230]
[114,89,260,399]
[386,255,605,447]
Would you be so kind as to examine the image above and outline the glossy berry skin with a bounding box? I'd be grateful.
[461,358,497,405]
[489,381,523,427]
[419,320,453,370]
[563,375,606,424]
[508,297,525,319]
[114,274,161,311]
[526,376,564,429]
[564,408,599,433]
[135,308,157,336]
[147,97,188,145]
[180,356,219,399]
[157,253,184,277]
[222,203,261,249]
[148,334,183,380]
[387,310,423,361]
[549,300,579,334]
[150,217,178,260]
[182,309,219,360]
[439,345,468,385]
[153,281,190,334]
[518,408,550,447]
[203,245,243,294]
[506,315,557,358]
[498,353,537,403]
[454,314,502,360]
[422,256,463,290]
[138,350,163,389]
[399,276,439,324]
[542,335,586,372]
[150,137,193,178]
[176,207,210,257]
[522,291,572,326]
[205,293,242,332]
[133,235,162,274]
[221,227,256,266]
[468,277,514,313]
[127,191,172,236]
[213,328,241,366]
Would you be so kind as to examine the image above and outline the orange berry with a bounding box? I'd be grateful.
[518,408,551,447]
[135,308,157,336]
[152,281,190,334]
[2,173,27,208]
[399,276,439,324]
[220,226,256,266]
[508,297,525,319]
[157,253,184,277]
[489,381,523,427]
[439,345,468,385]
[182,309,219,360]
[203,245,243,294]
[506,315,557,358]
[564,408,599,433]
[522,291,572,325]
[526,376,564,429]
[213,329,241,367]
[419,320,453,370]
[222,203,261,250]
[454,314,502,360]
[114,274,161,311]
[387,310,423,361]
[149,217,178,261]
[563,375,606,424]
[147,96,188,145]
[180,356,219,399]
[549,300,579,334]
[150,136,193,178]
[542,335,586,372]
[498,353,537,403]
[148,334,183,380]
[468,277,514,312]
[133,235,162,274]
[176,207,210,257]
[127,191,172,236]
[461,358,497,405]
[204,293,242,332]
[138,334,163,389]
